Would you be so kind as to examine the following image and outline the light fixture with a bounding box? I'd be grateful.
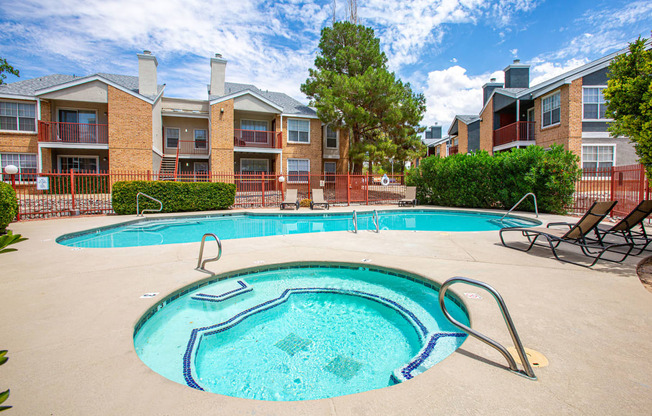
[278,176,285,183]
[220,108,224,113]
[102,157,108,162]
[4,164,18,175]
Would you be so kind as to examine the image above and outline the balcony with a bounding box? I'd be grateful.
[234,129,282,149]
[175,140,209,156]
[449,145,459,155]
[38,121,108,145]
[493,121,535,147]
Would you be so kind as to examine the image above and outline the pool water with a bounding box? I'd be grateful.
[133,264,469,401]
[58,210,538,248]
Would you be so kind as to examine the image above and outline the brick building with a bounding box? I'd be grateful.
[0,51,349,180]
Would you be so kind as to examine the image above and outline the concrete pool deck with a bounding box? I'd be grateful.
[1,206,651,415]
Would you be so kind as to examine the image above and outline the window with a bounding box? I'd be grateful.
[194,129,207,149]
[288,119,310,143]
[287,159,310,183]
[166,128,179,148]
[240,120,269,145]
[0,101,36,132]
[582,145,615,170]
[1,153,37,181]
[241,158,269,173]
[58,156,98,173]
[241,120,268,131]
[325,125,337,148]
[324,161,336,182]
[583,87,608,120]
[542,92,561,127]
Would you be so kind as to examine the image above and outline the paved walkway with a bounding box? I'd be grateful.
[1,206,651,415]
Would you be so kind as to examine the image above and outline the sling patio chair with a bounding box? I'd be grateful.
[398,186,417,207]
[280,188,300,210]
[310,189,330,210]
[547,200,652,256]
[499,201,634,267]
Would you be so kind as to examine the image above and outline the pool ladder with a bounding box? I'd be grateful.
[352,210,358,233]
[501,192,538,221]
[196,233,222,274]
[352,210,380,233]
[136,192,163,216]
[438,277,537,380]
[372,210,380,233]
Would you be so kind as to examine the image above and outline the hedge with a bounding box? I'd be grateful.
[406,145,581,214]
[0,182,18,232]
[111,181,236,215]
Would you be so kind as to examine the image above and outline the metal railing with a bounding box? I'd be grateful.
[438,277,537,380]
[493,121,535,147]
[352,210,358,233]
[136,192,163,216]
[196,233,222,274]
[233,129,282,149]
[38,121,109,144]
[372,210,380,233]
[501,192,538,220]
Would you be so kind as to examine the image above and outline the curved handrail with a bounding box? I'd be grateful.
[438,277,537,380]
[136,192,163,216]
[196,233,222,274]
[372,210,380,233]
[352,210,358,233]
[501,192,538,220]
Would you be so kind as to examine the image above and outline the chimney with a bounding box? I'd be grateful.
[210,53,227,97]
[137,50,158,97]
[425,125,442,139]
[504,59,530,89]
[482,78,504,105]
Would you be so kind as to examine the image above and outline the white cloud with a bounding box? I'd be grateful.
[450,58,458,63]
[510,48,518,57]
[528,57,588,88]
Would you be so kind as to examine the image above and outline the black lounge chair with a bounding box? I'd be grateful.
[548,200,652,255]
[310,189,329,210]
[499,201,633,267]
[280,189,299,210]
[398,186,417,207]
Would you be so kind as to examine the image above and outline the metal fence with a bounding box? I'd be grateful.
[5,170,408,220]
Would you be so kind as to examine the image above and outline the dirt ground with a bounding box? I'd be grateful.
[636,256,652,293]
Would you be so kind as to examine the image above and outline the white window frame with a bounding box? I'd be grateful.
[0,101,37,133]
[287,158,310,183]
[193,129,208,149]
[287,118,310,144]
[582,86,611,121]
[581,144,616,177]
[1,152,38,182]
[541,91,561,128]
[240,158,270,174]
[240,119,269,131]
[325,125,338,149]
[165,127,180,149]
[57,155,100,173]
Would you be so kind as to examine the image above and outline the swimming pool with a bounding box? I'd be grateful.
[58,209,539,248]
[133,263,469,401]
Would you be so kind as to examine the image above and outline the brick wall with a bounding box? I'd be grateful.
[209,100,235,173]
[282,117,323,174]
[40,100,51,122]
[479,97,494,154]
[458,122,469,154]
[107,86,153,170]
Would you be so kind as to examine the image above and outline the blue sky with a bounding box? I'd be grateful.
[1,0,650,132]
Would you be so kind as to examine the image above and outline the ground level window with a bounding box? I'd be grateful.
[288,159,310,183]
[241,158,270,174]
[1,153,37,181]
[582,145,615,170]
[58,156,99,173]
[324,161,336,182]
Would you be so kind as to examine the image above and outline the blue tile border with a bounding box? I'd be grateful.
[392,332,467,383]
[191,280,252,303]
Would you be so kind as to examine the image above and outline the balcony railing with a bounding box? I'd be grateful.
[449,145,459,155]
[234,129,282,149]
[38,121,108,144]
[493,121,535,147]
[166,140,209,156]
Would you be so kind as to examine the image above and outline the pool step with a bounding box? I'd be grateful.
[191,280,252,303]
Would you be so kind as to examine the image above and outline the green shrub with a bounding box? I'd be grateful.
[111,181,236,215]
[47,174,110,195]
[0,183,18,232]
[407,145,580,214]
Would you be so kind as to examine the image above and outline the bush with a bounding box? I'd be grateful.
[0,183,18,232]
[300,198,311,208]
[47,174,110,195]
[406,145,580,214]
[112,181,236,215]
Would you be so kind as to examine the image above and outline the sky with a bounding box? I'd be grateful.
[1,0,651,134]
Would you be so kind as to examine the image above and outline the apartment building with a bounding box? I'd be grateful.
[445,43,647,169]
[0,51,348,181]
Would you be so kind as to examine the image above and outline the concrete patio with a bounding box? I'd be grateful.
[1,206,650,415]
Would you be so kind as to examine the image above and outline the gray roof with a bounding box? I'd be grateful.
[0,73,164,100]
[456,115,480,124]
[495,87,528,97]
[211,82,316,117]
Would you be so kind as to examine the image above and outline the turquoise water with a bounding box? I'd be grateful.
[133,265,469,401]
[58,210,539,248]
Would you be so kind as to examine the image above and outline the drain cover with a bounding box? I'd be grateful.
[324,355,362,380]
[274,333,312,356]
[507,347,549,368]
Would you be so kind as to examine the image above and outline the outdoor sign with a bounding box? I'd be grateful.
[380,174,390,186]
[36,176,49,190]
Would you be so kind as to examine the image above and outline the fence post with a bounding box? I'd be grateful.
[147,170,151,181]
[261,172,266,208]
[639,164,646,204]
[610,166,615,216]
[347,172,351,206]
[10,173,19,221]
[69,168,76,215]
[365,174,369,205]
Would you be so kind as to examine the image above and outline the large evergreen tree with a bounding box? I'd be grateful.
[0,58,19,85]
[604,35,652,178]
[301,22,426,172]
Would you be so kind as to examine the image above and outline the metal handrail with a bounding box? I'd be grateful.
[136,192,163,216]
[196,233,222,274]
[501,192,538,220]
[352,210,358,233]
[372,210,380,233]
[438,277,537,380]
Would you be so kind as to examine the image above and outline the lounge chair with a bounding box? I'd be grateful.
[399,186,417,207]
[280,189,299,210]
[548,200,652,255]
[499,201,633,267]
[310,189,329,210]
